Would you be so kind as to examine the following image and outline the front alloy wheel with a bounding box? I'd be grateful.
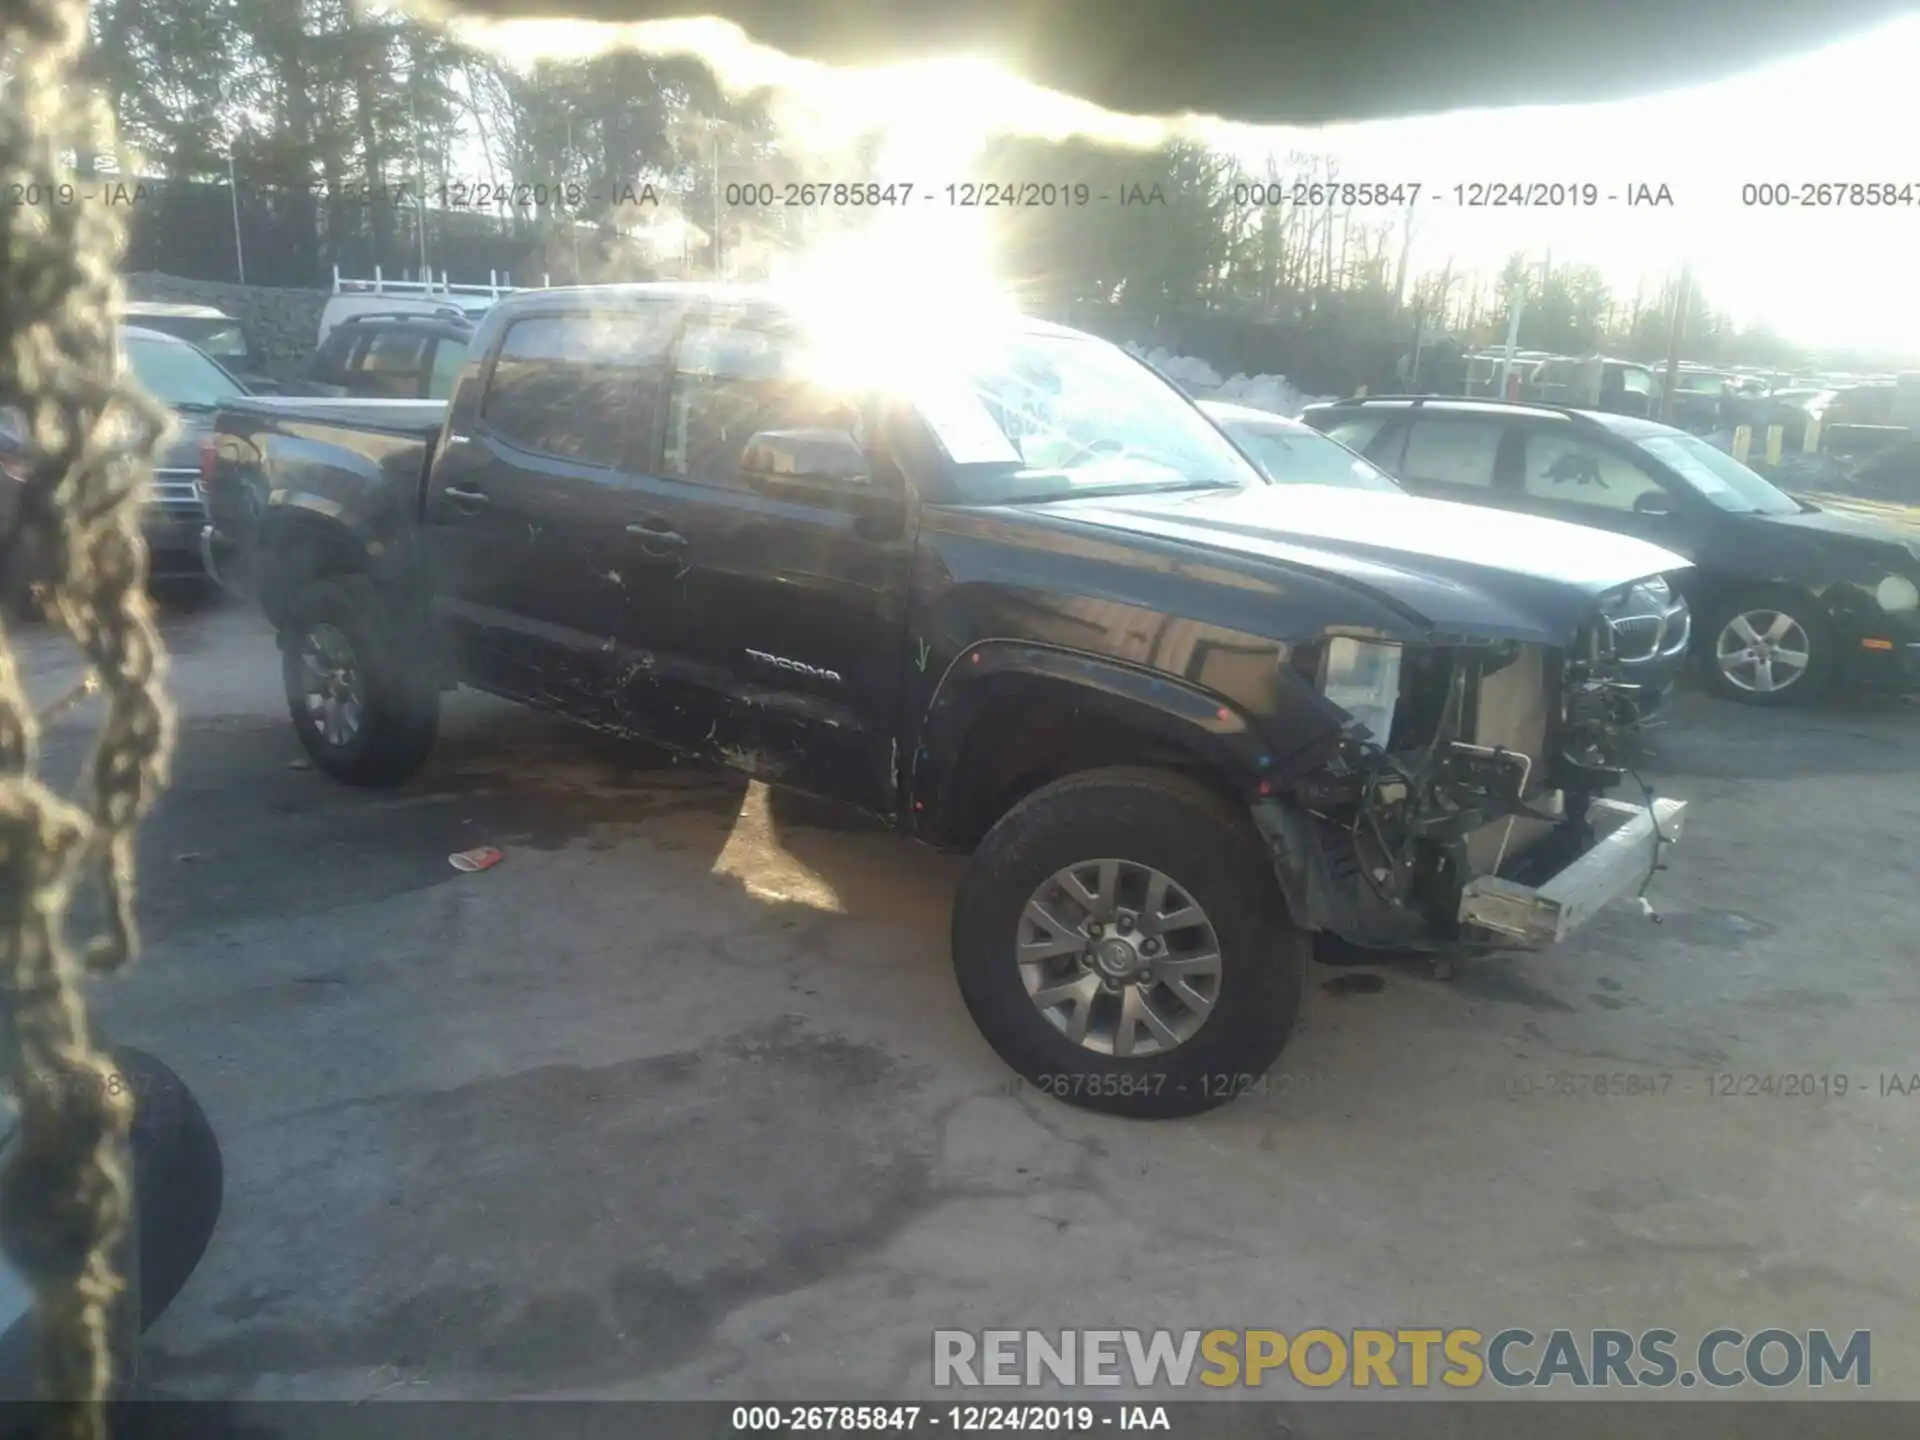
[1715,609,1811,695]
[1018,859,1223,1059]
[1702,591,1829,706]
[953,766,1308,1118]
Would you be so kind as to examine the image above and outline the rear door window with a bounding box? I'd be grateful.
[1321,413,1392,457]
[1399,419,1503,488]
[427,338,470,400]
[308,329,362,386]
[1520,433,1670,512]
[356,330,432,397]
[482,309,677,468]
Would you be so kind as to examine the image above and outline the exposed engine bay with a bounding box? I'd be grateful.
[1261,608,1674,953]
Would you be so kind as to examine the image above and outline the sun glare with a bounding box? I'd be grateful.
[411,4,1920,355]
[771,81,1025,400]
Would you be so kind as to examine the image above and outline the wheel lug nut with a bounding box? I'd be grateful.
[1087,922,1103,938]
[1116,916,1133,934]
[1142,938,1160,956]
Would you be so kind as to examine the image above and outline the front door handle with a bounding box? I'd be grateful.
[442,484,490,511]
[625,519,687,560]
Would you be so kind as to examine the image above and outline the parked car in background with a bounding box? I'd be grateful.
[317,267,546,346]
[1826,382,1898,427]
[1302,396,1920,704]
[1198,400,1404,493]
[201,283,1692,1116]
[1463,350,1554,398]
[1204,398,1689,714]
[304,311,474,400]
[120,326,255,582]
[1523,356,1661,418]
[5,326,246,596]
[119,301,280,392]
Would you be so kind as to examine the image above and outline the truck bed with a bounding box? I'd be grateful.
[202,397,449,618]
[219,394,448,441]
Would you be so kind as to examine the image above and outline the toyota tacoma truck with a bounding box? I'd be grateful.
[199,283,1691,1118]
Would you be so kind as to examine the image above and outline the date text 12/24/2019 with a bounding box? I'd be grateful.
[1228,181,1675,208]
[724,182,1171,208]
[730,1405,1170,1432]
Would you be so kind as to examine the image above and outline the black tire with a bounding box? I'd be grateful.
[953,766,1308,1119]
[114,1047,224,1329]
[1697,586,1831,706]
[282,574,439,786]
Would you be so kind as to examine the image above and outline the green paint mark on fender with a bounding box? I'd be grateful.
[914,638,932,673]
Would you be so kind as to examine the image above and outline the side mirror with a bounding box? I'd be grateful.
[740,428,873,488]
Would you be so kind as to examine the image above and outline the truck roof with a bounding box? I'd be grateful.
[484,281,1086,339]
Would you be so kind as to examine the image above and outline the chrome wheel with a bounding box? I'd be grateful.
[1714,608,1812,695]
[297,622,365,748]
[1016,858,1223,1058]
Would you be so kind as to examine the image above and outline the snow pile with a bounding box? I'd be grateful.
[1123,343,1335,417]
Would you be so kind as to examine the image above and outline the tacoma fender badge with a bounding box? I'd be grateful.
[745,648,844,685]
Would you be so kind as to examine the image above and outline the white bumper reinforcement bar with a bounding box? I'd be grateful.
[1457,797,1688,949]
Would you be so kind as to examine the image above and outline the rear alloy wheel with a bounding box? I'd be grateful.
[1702,591,1829,705]
[953,766,1308,1118]
[282,575,439,785]
[297,622,365,751]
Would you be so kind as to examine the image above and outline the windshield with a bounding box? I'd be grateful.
[1218,416,1402,493]
[1675,373,1730,394]
[927,331,1264,503]
[124,333,247,410]
[132,315,251,361]
[1636,432,1802,515]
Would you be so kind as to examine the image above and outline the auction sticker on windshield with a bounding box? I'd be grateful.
[917,382,1022,466]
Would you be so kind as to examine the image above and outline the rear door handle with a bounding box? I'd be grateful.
[442,484,490,510]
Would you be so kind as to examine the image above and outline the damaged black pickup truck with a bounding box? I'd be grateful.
[200,283,1691,1117]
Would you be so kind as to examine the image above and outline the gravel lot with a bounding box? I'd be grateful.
[15,588,1920,1406]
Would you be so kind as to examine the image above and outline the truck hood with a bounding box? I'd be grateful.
[1042,482,1692,645]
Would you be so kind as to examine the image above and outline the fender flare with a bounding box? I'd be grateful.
[906,639,1341,843]
[256,498,408,630]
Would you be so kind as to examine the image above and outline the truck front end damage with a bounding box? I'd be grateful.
[1258,611,1685,953]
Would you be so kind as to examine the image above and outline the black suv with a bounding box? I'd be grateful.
[1302,396,1920,704]
[305,311,474,400]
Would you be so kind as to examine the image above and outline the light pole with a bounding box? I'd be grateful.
[409,90,430,283]
[1495,256,1552,397]
[566,118,582,282]
[226,146,245,284]
[1660,259,1692,425]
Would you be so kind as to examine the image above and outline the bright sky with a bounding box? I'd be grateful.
[445,9,1920,355]
[1210,14,1920,353]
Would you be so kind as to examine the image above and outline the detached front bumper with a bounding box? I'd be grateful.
[1457,797,1687,949]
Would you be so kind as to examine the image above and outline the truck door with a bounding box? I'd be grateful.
[615,306,917,813]
[421,303,682,723]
